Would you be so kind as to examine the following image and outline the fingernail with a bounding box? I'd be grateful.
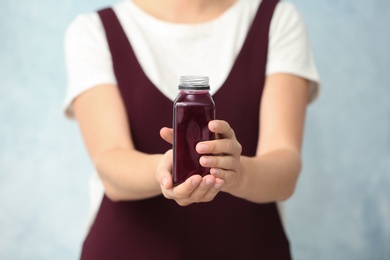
[201,157,211,166]
[209,121,218,129]
[162,177,168,188]
[197,143,208,153]
[192,178,201,186]
[205,178,213,186]
[214,182,223,189]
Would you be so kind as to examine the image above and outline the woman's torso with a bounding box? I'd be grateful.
[80,1,291,259]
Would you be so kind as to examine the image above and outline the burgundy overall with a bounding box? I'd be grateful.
[82,0,291,259]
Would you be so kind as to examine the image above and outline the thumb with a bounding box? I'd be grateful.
[160,127,173,144]
[156,150,173,189]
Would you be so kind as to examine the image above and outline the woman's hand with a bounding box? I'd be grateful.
[156,127,224,206]
[196,120,243,193]
[155,148,224,206]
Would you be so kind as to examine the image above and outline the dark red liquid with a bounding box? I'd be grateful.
[173,90,216,185]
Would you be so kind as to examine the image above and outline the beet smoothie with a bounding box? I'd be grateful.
[173,76,216,185]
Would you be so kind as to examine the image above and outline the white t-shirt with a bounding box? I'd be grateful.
[64,0,319,118]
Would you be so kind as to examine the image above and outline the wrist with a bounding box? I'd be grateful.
[222,156,250,199]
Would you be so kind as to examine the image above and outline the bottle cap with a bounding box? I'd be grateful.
[179,75,210,90]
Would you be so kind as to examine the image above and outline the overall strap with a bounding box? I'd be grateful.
[224,0,279,87]
[248,0,279,74]
[97,7,173,154]
[213,0,280,156]
[97,8,145,89]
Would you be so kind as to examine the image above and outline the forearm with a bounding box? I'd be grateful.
[225,74,308,203]
[229,149,302,203]
[93,148,163,201]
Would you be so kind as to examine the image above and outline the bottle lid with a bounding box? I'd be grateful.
[179,75,210,90]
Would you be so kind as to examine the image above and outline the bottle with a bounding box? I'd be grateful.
[172,75,216,186]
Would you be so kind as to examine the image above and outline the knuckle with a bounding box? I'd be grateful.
[225,140,234,152]
[189,193,202,202]
[229,127,236,137]
[229,156,236,168]
[204,191,218,202]
[223,120,231,129]
[189,189,205,202]
[175,189,187,198]
[201,196,212,203]
[236,142,242,154]
[161,190,171,199]
[177,200,189,206]
[189,190,209,203]
[208,142,216,153]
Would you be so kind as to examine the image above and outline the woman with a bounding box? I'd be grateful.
[64,0,319,258]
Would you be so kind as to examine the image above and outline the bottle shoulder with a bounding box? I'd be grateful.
[174,92,215,107]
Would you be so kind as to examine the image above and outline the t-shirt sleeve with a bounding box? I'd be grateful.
[63,13,116,118]
[267,2,320,102]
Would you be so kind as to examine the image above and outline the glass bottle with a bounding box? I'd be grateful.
[172,75,216,185]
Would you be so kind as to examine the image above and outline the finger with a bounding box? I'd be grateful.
[196,138,241,155]
[165,175,202,200]
[187,175,216,202]
[200,177,224,201]
[210,167,231,180]
[156,150,173,189]
[209,120,236,139]
[160,127,173,144]
[200,155,236,170]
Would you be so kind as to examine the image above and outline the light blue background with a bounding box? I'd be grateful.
[0,0,389,259]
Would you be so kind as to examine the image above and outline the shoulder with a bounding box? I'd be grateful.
[272,1,304,30]
[237,0,304,34]
[266,1,320,101]
[269,1,308,47]
[64,8,115,58]
[65,11,103,43]
[274,1,300,16]
[65,1,130,38]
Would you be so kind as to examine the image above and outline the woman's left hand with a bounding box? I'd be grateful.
[196,120,243,193]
